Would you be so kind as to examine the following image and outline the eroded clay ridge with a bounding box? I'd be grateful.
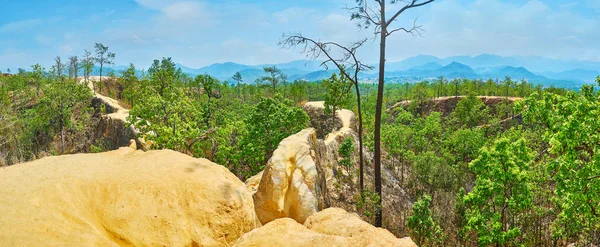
[387,95,524,112]
[79,77,149,151]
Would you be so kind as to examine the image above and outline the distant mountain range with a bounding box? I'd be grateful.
[88,54,599,89]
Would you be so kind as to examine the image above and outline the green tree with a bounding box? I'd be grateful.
[503,76,513,99]
[449,94,489,128]
[27,78,93,154]
[382,122,414,185]
[232,71,243,98]
[323,73,352,131]
[338,137,355,174]
[239,95,309,176]
[94,43,116,87]
[30,64,46,94]
[521,82,600,242]
[463,138,534,246]
[195,74,218,128]
[120,63,138,105]
[289,79,308,104]
[82,49,94,83]
[128,57,203,154]
[407,195,444,246]
[261,66,285,95]
[435,76,445,98]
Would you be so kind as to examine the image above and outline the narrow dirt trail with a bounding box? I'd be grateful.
[78,76,130,121]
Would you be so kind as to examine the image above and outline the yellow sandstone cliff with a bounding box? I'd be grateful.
[0,148,258,246]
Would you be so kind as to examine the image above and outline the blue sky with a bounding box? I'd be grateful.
[1,0,599,70]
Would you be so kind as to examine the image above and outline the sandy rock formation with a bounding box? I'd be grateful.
[0,148,258,246]
[302,101,413,236]
[233,208,417,247]
[309,102,358,184]
[252,129,326,225]
[250,101,413,234]
[245,170,263,194]
[81,77,150,152]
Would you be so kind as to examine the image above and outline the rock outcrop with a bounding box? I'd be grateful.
[305,101,358,189]
[249,101,414,236]
[302,101,413,236]
[387,95,523,116]
[0,148,258,246]
[252,128,326,225]
[250,103,359,226]
[233,208,417,247]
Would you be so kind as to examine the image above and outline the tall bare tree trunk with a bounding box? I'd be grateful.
[374,2,386,228]
[355,84,364,192]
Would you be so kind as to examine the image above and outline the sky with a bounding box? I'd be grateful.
[1,0,599,70]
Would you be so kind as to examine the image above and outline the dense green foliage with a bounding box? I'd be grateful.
[237,95,309,175]
[0,65,93,165]
[339,137,355,173]
[122,58,310,178]
[323,73,352,129]
[463,138,534,246]
[127,58,203,153]
[407,195,443,246]
[520,77,600,243]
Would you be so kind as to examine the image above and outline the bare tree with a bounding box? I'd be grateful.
[68,56,79,80]
[350,0,436,227]
[280,34,372,193]
[53,56,65,81]
[82,50,94,83]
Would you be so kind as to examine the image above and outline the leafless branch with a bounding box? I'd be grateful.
[345,1,381,31]
[386,18,424,37]
[387,0,436,27]
[279,33,373,85]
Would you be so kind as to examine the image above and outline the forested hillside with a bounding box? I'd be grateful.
[1,42,598,246]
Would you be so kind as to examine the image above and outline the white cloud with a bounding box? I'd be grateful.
[319,13,366,42]
[35,35,53,46]
[0,19,40,33]
[273,8,316,24]
[0,52,30,70]
[133,0,175,10]
[3,0,600,70]
[59,45,73,53]
[377,0,600,62]
[163,1,207,21]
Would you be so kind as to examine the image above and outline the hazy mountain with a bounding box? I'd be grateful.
[292,70,338,81]
[477,66,541,80]
[408,62,443,72]
[386,55,440,71]
[387,54,600,73]
[195,62,254,79]
[82,54,597,89]
[542,69,599,83]
[432,62,479,78]
[260,60,323,71]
